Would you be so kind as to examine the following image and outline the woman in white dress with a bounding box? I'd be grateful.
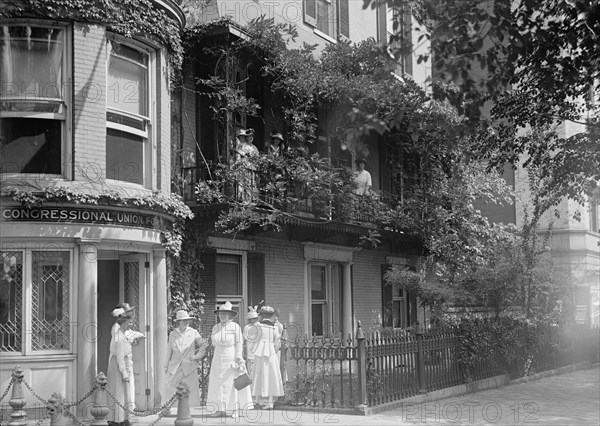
[250,306,284,409]
[164,310,206,408]
[107,303,136,426]
[206,301,254,418]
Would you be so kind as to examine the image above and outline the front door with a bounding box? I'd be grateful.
[119,254,149,410]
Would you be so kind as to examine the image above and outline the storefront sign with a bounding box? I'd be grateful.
[1,206,158,229]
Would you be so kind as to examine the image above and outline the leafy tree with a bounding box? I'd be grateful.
[363,0,600,208]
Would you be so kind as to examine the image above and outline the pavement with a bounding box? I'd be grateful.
[137,365,600,425]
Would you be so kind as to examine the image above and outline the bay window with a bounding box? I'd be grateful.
[106,38,153,186]
[0,23,69,175]
[0,249,73,354]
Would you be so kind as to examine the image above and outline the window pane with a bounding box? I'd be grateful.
[0,251,23,352]
[107,40,148,116]
[311,304,324,336]
[311,265,326,300]
[32,251,70,351]
[106,128,144,184]
[0,26,64,100]
[317,0,335,36]
[216,255,241,295]
[0,118,62,174]
[123,261,140,330]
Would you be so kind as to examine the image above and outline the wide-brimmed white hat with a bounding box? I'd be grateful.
[112,303,135,317]
[214,301,239,318]
[271,132,284,141]
[258,305,275,316]
[174,310,194,321]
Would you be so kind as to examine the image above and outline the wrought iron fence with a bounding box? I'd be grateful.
[283,322,600,410]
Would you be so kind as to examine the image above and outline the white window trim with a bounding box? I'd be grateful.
[106,34,156,190]
[306,262,343,337]
[215,249,248,317]
[313,28,337,44]
[0,20,73,180]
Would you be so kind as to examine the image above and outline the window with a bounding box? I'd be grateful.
[382,264,417,329]
[106,38,152,186]
[309,263,342,336]
[387,5,413,76]
[304,0,337,39]
[0,23,69,175]
[216,254,242,296]
[0,250,72,354]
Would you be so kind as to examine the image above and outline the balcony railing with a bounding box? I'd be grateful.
[180,164,399,227]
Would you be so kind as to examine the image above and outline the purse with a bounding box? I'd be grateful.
[233,372,252,391]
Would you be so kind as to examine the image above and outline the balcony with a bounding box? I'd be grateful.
[178,157,400,231]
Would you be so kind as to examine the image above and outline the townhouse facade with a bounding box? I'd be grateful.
[177,0,431,342]
[0,0,185,410]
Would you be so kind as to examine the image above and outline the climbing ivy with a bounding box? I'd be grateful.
[1,186,193,257]
[0,0,184,75]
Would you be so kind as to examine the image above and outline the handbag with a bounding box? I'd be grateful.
[233,372,252,391]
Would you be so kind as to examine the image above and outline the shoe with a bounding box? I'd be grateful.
[207,411,226,418]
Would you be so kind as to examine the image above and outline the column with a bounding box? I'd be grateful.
[342,262,353,340]
[153,248,168,407]
[77,241,98,400]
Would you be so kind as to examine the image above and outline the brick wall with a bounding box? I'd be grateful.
[73,24,107,184]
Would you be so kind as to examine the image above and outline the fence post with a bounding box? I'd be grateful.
[280,323,289,385]
[356,321,368,410]
[415,322,427,394]
[90,373,109,425]
[174,382,193,426]
[8,365,26,426]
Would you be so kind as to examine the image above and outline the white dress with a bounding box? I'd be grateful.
[206,320,254,414]
[354,170,372,195]
[250,321,284,402]
[165,326,204,407]
[243,322,260,377]
[107,323,134,423]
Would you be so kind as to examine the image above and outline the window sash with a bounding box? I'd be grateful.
[0,249,72,354]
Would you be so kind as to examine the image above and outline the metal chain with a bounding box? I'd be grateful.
[146,396,178,426]
[64,386,97,407]
[0,378,14,402]
[106,388,178,418]
[34,415,50,426]
[65,409,90,426]
[22,379,48,404]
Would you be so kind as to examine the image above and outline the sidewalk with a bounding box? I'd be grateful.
[139,365,600,425]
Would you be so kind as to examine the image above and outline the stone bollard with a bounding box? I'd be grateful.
[47,392,76,426]
[90,373,109,426]
[174,382,193,426]
[8,365,26,426]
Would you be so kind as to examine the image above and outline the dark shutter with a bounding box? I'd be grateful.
[248,252,265,308]
[339,0,349,38]
[381,264,393,328]
[304,0,317,26]
[198,249,216,336]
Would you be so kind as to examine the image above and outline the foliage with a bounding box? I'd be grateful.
[283,362,332,407]
[1,186,193,257]
[0,0,184,77]
[364,0,600,206]
[186,17,518,283]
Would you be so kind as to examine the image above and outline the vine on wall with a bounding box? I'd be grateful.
[1,186,193,257]
[0,0,184,76]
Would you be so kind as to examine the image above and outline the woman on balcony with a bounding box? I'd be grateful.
[266,131,286,157]
[234,128,259,203]
[354,158,372,196]
[206,301,253,418]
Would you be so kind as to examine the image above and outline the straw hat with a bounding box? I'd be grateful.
[214,301,239,318]
[271,132,284,141]
[112,303,135,317]
[174,310,193,321]
[258,305,275,317]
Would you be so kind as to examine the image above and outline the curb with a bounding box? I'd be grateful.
[363,374,510,416]
[508,361,593,385]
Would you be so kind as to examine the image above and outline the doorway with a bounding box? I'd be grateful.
[97,254,149,410]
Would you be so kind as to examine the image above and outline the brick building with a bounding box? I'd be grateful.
[0,0,185,410]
